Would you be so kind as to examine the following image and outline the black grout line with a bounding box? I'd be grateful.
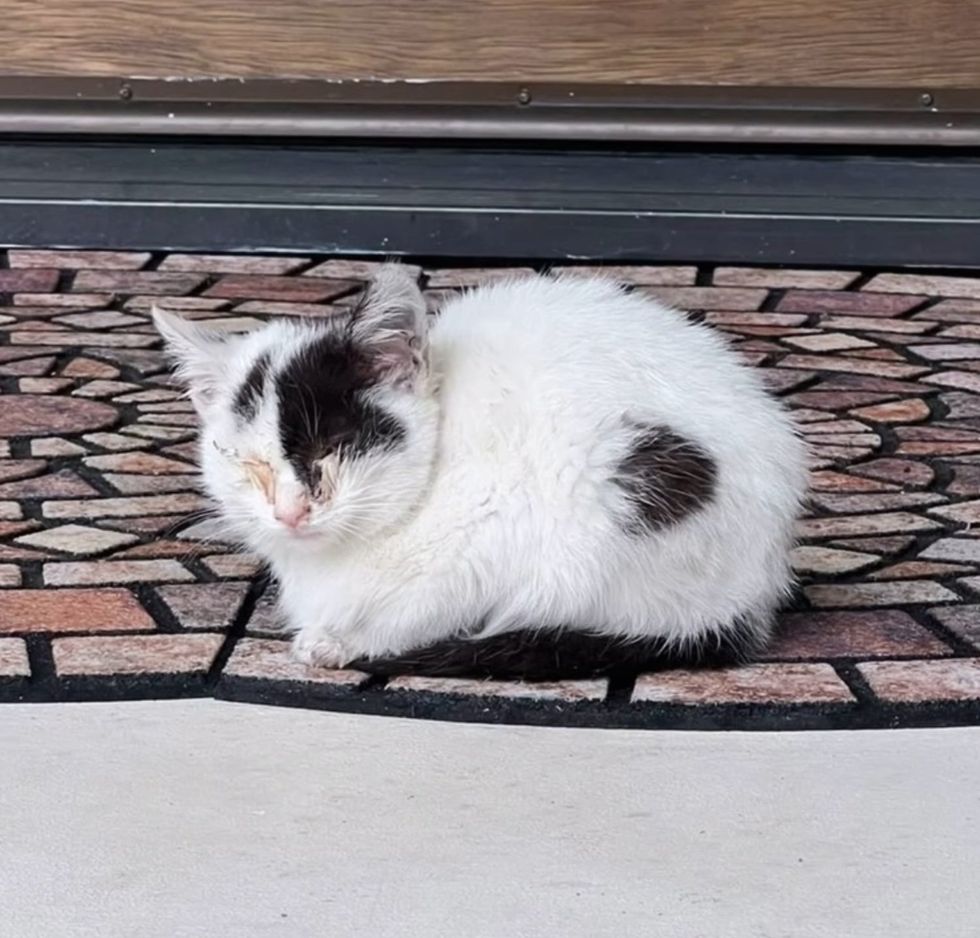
[205,575,270,687]
[134,582,186,634]
[759,287,787,312]
[24,634,57,686]
[605,670,637,705]
[16,558,45,589]
[845,271,877,292]
[359,673,390,691]
[72,459,127,499]
[54,268,76,295]
[832,662,878,706]
[189,274,219,298]
[898,295,942,320]
[7,626,228,640]
[694,265,715,287]
[290,256,324,277]
[7,438,32,460]
[142,252,166,272]
[905,606,979,658]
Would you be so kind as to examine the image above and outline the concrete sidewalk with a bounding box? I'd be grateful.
[1,700,977,938]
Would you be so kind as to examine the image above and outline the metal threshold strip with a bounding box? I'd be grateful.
[0,136,979,265]
[1,77,980,145]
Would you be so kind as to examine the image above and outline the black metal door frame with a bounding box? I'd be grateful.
[0,78,978,267]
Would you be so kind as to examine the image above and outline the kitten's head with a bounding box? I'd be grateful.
[154,265,437,554]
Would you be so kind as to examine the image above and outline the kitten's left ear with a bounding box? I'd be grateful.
[350,264,428,389]
[152,307,228,412]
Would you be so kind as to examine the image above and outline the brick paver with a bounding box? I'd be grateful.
[631,664,854,705]
[1,251,980,728]
[52,633,223,676]
[387,675,608,702]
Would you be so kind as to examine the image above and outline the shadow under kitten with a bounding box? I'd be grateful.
[350,618,764,681]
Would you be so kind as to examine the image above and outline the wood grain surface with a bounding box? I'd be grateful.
[4,0,980,87]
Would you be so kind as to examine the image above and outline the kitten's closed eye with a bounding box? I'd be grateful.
[301,438,350,497]
[242,458,276,501]
[213,441,276,500]
[313,455,342,501]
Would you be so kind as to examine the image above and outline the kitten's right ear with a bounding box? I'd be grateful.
[152,307,227,413]
[350,264,428,389]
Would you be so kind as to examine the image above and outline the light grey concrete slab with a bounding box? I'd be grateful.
[0,700,977,938]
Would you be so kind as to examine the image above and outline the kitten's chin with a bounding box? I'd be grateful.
[277,524,318,540]
[270,521,343,551]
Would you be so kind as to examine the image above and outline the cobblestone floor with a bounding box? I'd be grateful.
[1,249,979,729]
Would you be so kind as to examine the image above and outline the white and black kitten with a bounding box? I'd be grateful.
[155,265,806,674]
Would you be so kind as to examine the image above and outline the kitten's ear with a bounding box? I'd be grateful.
[350,264,428,389]
[152,307,227,412]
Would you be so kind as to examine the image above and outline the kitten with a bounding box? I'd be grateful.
[155,265,807,672]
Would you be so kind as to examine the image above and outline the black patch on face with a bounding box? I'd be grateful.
[614,424,717,533]
[275,330,405,489]
[232,351,271,422]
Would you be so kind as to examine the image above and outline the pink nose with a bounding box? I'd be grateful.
[274,500,310,529]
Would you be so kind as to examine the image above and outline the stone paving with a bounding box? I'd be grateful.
[1,249,980,729]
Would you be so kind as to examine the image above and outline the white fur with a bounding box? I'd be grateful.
[155,270,807,667]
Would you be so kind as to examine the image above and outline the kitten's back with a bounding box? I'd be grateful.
[429,273,784,467]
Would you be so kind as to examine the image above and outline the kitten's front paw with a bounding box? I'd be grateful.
[291,632,355,670]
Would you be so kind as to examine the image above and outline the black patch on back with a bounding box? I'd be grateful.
[614,424,717,533]
[275,330,405,489]
[232,351,271,421]
[352,614,767,681]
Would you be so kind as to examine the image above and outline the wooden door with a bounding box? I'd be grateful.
[5,0,980,87]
